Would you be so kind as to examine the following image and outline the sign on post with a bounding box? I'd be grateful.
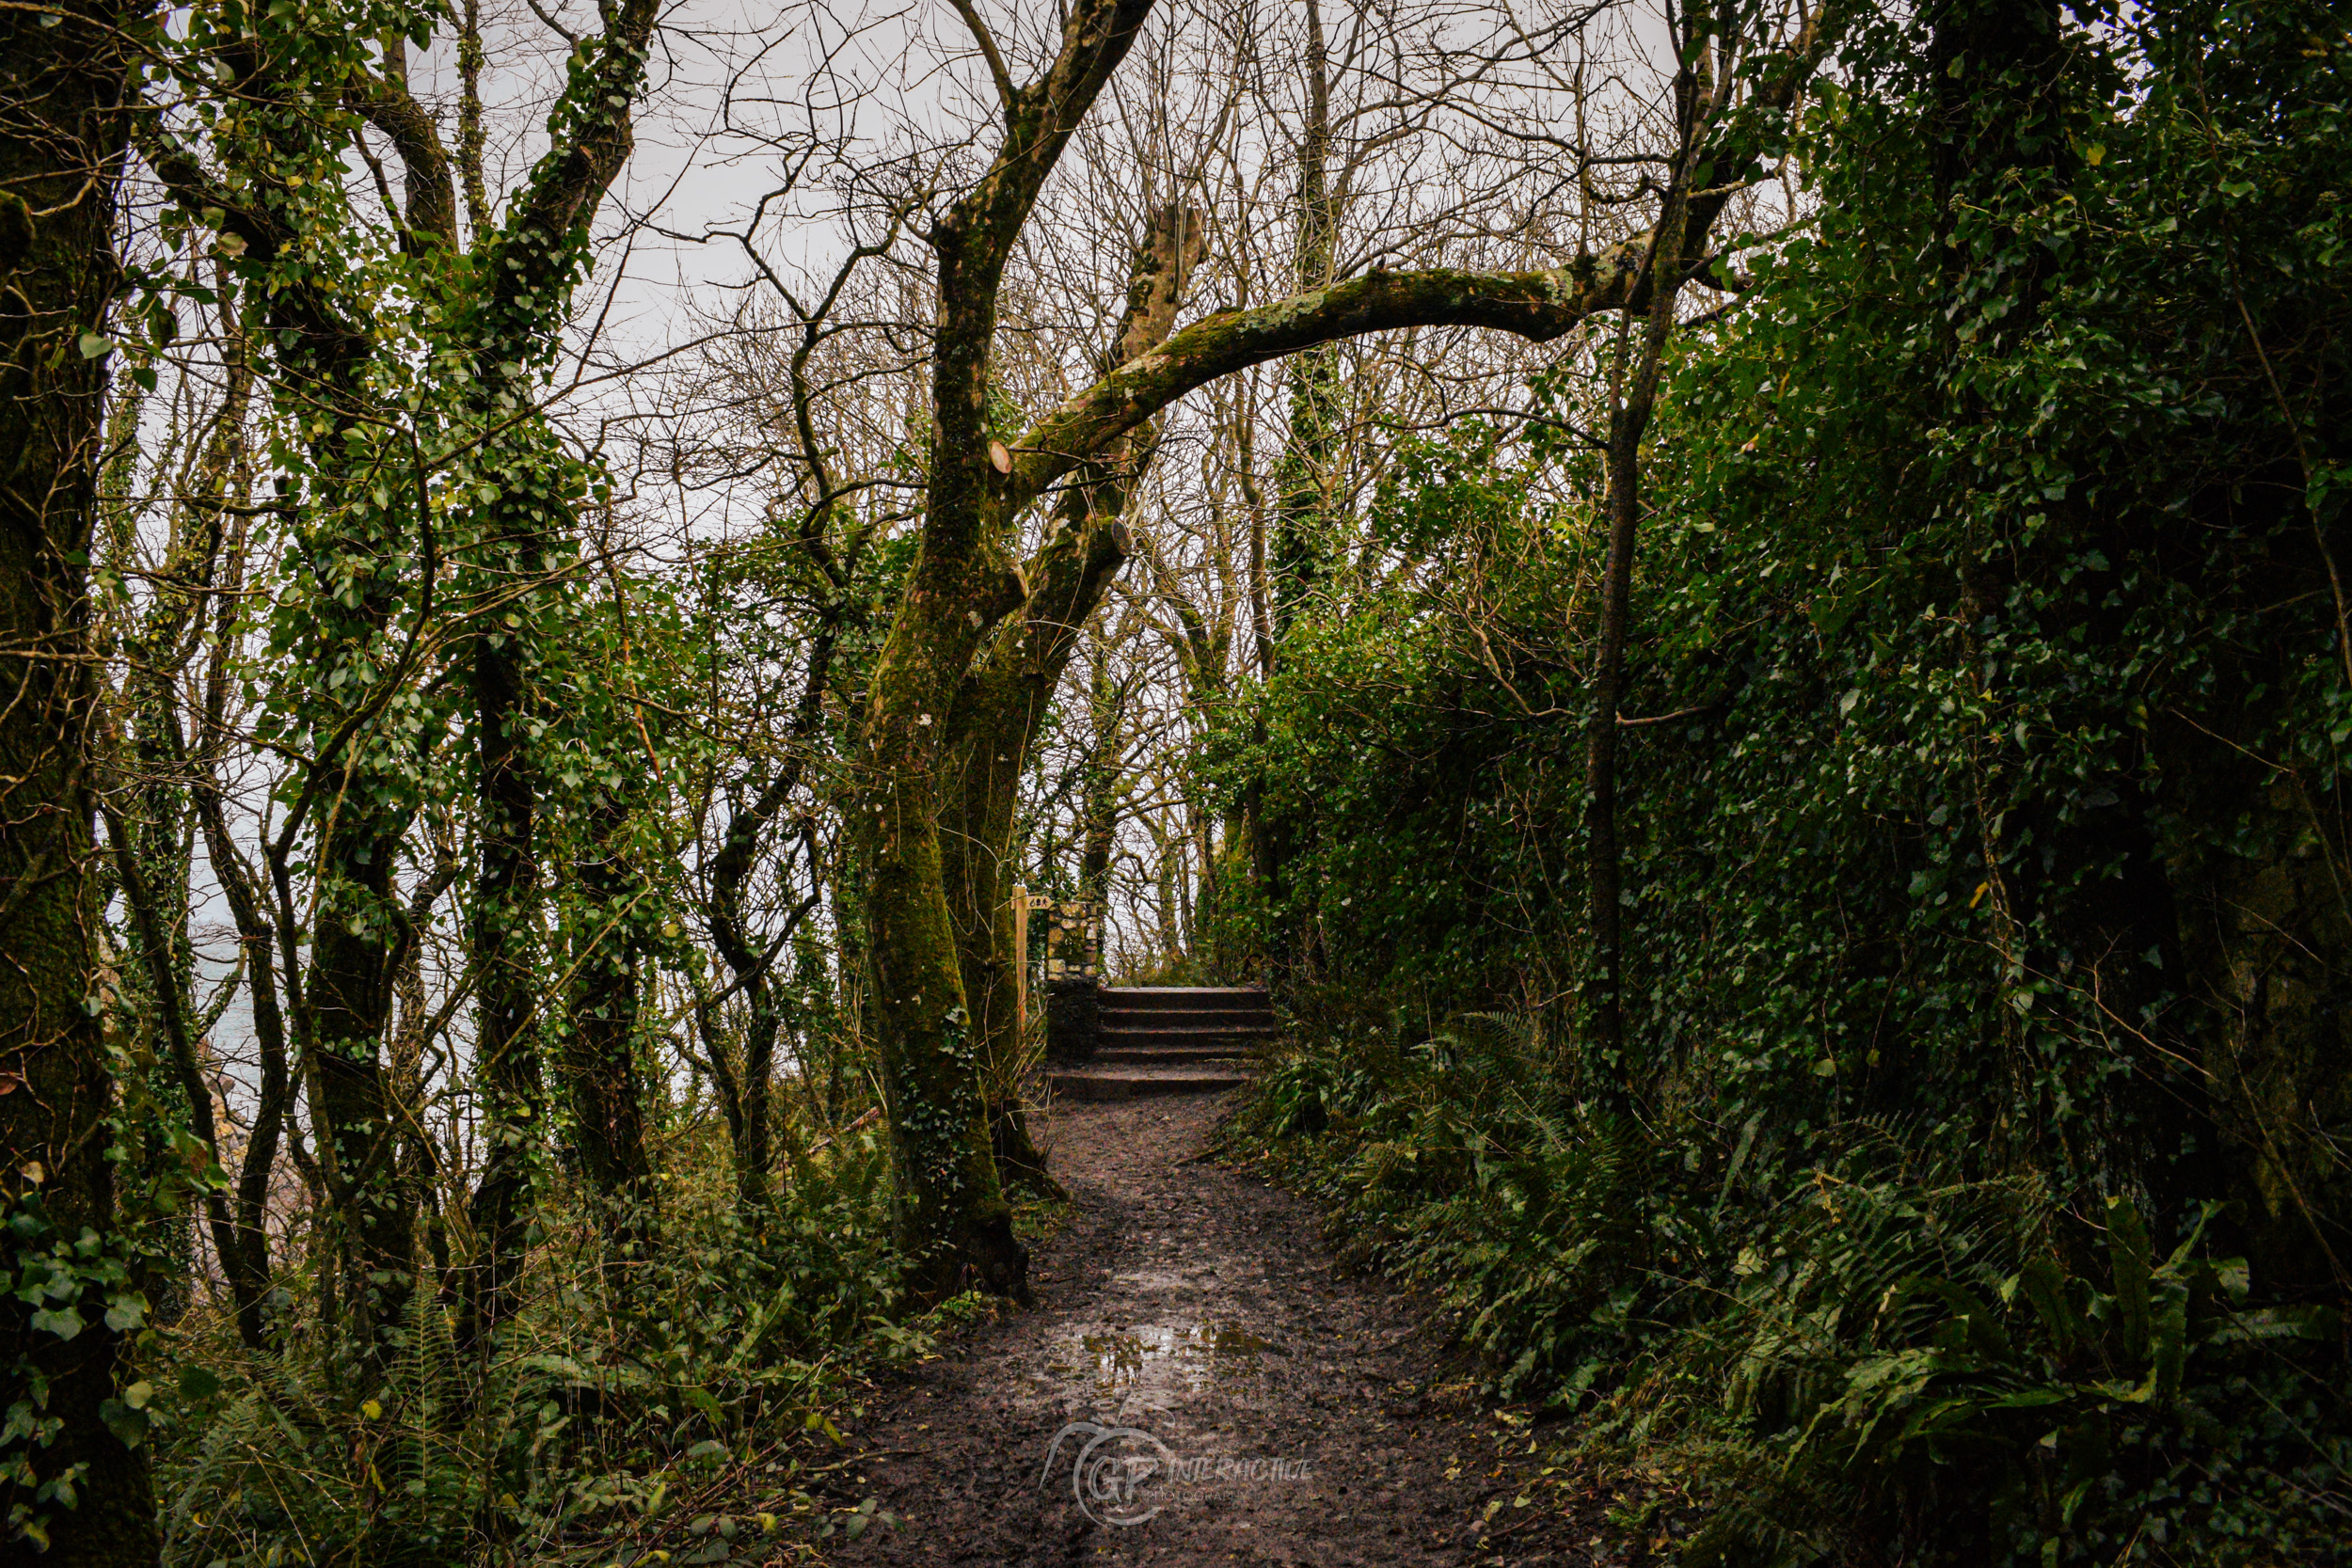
[1010,886,1056,1050]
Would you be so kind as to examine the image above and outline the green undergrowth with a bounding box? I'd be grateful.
[143,1118,937,1568]
[1222,1007,2351,1566]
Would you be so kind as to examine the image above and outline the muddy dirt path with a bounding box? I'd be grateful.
[817,1095,1607,1566]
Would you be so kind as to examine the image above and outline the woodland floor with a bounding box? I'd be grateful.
[803,1094,1621,1567]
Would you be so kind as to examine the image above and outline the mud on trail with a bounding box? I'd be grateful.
[812,1095,1613,1566]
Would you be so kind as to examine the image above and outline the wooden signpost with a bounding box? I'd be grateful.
[1012,883,1028,1048]
[1009,885,1055,1049]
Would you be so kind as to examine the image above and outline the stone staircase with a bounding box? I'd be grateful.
[1045,986,1276,1101]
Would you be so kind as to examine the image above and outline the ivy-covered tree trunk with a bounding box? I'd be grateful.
[458,499,548,1362]
[418,0,658,1366]
[303,815,426,1372]
[562,796,657,1258]
[140,34,446,1386]
[1575,4,1846,1099]
[1253,1,1340,981]
[0,2,162,1559]
[1268,0,1340,639]
[1581,180,1690,1100]
[251,29,472,1373]
[292,511,433,1370]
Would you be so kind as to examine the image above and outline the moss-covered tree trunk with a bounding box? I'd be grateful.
[0,2,161,1558]
[852,0,1153,1303]
[934,205,1201,1195]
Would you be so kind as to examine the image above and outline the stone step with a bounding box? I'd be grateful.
[1094,1043,1257,1065]
[1099,1019,1275,1039]
[1097,1045,1264,1065]
[1098,1007,1272,1030]
[1047,1065,1253,1101]
[1097,987,1272,1014]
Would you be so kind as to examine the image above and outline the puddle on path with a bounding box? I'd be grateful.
[1041,1322,1289,1396]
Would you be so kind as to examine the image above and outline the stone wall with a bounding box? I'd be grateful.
[1043,900,1102,1064]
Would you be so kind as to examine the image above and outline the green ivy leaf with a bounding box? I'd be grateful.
[29,1307,84,1341]
[97,1398,146,1449]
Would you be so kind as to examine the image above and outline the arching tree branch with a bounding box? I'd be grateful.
[1004,247,1646,515]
